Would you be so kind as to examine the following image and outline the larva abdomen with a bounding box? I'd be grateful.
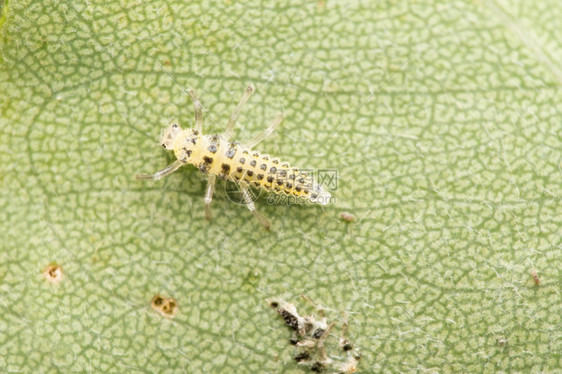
[187,134,320,200]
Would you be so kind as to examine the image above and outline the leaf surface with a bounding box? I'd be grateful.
[0,0,560,372]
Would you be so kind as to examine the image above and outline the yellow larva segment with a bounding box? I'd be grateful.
[173,132,321,200]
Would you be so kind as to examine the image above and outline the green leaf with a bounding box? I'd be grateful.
[1,0,561,372]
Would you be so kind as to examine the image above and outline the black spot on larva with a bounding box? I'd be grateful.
[250,160,257,167]
[270,301,279,308]
[303,189,310,194]
[267,176,274,183]
[203,156,213,164]
[270,166,277,173]
[161,143,166,148]
[190,138,197,144]
[279,170,287,177]
[281,310,300,330]
[242,150,249,155]
[286,182,292,189]
[298,178,305,184]
[239,157,246,164]
[262,156,269,161]
[221,164,230,174]
[276,179,283,186]
[226,148,236,158]
[253,182,260,187]
[281,162,289,168]
[260,164,267,170]
[236,166,243,173]
[199,164,209,173]
[186,150,192,157]
[193,129,199,135]
[311,194,318,199]
[289,337,299,345]
[272,159,279,164]
[257,173,264,180]
[294,352,310,362]
[295,186,302,192]
[252,152,259,157]
[289,174,295,180]
[247,170,254,177]
[312,328,325,339]
[208,144,217,153]
[343,342,353,351]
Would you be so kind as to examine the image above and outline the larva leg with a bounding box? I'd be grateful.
[204,174,216,220]
[189,89,203,134]
[136,160,184,181]
[224,84,254,139]
[245,114,284,148]
[240,183,271,230]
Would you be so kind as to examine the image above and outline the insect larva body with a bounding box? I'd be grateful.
[175,132,327,202]
[137,85,332,229]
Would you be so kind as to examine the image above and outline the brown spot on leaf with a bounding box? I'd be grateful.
[43,263,63,284]
[151,294,178,318]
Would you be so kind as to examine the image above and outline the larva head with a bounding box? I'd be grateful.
[161,124,182,150]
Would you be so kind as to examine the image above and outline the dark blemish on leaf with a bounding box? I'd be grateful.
[312,328,325,339]
[43,263,63,284]
[294,351,310,362]
[151,294,178,318]
[281,310,300,330]
[310,361,325,372]
[531,270,540,285]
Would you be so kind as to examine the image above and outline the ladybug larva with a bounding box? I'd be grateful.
[137,85,332,230]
